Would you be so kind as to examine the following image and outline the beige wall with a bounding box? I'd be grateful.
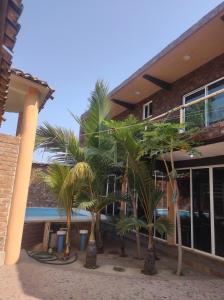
[0,134,20,265]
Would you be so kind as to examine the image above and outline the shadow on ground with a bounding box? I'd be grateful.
[0,239,224,300]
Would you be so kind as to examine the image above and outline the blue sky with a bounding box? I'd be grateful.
[1,0,223,161]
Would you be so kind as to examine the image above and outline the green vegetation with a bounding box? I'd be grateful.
[36,81,199,275]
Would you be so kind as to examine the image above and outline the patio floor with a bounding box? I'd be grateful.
[0,241,224,300]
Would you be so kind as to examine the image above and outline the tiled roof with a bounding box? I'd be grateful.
[11,68,55,106]
[0,0,23,124]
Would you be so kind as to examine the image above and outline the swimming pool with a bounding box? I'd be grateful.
[25,207,100,223]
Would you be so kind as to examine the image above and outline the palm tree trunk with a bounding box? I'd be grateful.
[142,227,157,275]
[64,209,71,258]
[85,213,97,268]
[95,212,104,253]
[174,180,183,276]
[120,179,127,257]
[132,195,142,259]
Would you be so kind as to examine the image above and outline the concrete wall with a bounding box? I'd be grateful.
[0,134,20,265]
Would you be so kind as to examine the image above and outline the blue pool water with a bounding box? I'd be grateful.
[156,208,190,218]
[26,207,85,218]
[25,207,93,222]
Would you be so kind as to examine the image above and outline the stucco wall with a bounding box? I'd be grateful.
[0,134,20,265]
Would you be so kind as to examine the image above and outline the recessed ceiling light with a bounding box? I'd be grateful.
[183,54,191,61]
[135,91,141,95]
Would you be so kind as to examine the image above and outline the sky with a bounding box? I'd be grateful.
[1,0,223,161]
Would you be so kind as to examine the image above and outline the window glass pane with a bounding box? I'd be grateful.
[149,102,152,116]
[177,169,191,247]
[213,167,224,257]
[207,79,224,125]
[185,89,205,129]
[144,104,148,119]
[192,168,211,253]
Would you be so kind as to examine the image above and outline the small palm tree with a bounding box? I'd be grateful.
[71,162,124,268]
[118,159,173,274]
[46,163,80,257]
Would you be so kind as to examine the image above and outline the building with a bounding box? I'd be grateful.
[107,3,224,275]
[0,1,54,265]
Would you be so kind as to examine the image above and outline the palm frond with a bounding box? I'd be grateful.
[72,80,111,147]
[45,163,75,211]
[116,217,147,236]
[96,192,130,212]
[36,122,84,164]
[154,216,174,236]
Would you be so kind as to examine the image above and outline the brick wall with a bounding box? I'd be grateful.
[0,134,20,263]
[27,163,57,207]
[115,53,224,122]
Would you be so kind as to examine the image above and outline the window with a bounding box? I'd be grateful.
[143,101,152,120]
[183,77,224,128]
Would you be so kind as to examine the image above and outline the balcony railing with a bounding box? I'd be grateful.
[150,88,224,129]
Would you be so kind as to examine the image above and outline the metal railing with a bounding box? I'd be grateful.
[150,88,224,128]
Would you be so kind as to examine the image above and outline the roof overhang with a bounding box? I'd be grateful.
[6,69,54,113]
[109,2,224,118]
[163,141,224,162]
[0,0,23,123]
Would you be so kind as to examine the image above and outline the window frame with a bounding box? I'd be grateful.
[142,100,153,120]
[182,76,224,126]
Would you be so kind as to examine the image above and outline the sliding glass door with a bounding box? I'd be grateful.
[177,169,191,247]
[213,167,224,257]
[192,168,211,253]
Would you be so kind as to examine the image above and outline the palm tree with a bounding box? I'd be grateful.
[106,116,173,274]
[143,121,200,275]
[71,162,125,268]
[74,80,117,253]
[105,115,143,259]
[46,163,80,257]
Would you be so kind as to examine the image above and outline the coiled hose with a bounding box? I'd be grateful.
[26,250,78,265]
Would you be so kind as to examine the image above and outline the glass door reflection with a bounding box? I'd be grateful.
[192,168,211,253]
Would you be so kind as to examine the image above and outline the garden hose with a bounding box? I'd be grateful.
[26,250,78,265]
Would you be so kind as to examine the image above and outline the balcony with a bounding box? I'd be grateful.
[151,79,224,143]
[183,78,224,129]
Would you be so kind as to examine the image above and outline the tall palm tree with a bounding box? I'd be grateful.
[36,81,120,257]
[143,121,200,275]
[74,80,117,253]
[106,116,173,274]
[105,115,143,258]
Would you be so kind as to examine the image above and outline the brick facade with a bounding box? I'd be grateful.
[27,163,57,208]
[0,134,20,264]
[115,53,224,122]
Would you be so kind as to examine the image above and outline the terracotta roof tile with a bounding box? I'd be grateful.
[11,68,55,110]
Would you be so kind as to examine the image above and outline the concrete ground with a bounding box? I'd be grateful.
[0,241,224,300]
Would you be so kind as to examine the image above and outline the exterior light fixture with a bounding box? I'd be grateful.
[183,54,191,61]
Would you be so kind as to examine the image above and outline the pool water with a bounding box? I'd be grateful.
[26,207,86,218]
[24,207,96,223]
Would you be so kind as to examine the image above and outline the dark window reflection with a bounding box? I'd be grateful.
[192,169,211,253]
[177,169,191,247]
[213,168,224,257]
[208,79,224,125]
